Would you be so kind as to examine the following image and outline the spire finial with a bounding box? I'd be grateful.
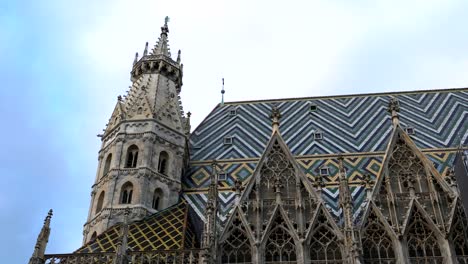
[177,50,181,64]
[221,78,225,106]
[29,209,53,264]
[133,52,139,65]
[153,17,171,56]
[270,105,281,132]
[143,42,148,56]
[387,96,400,126]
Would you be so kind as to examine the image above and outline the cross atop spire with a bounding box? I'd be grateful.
[153,16,171,57]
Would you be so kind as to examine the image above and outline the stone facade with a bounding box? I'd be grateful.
[29,17,468,264]
[82,18,190,244]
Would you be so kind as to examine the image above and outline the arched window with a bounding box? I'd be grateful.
[265,226,297,263]
[120,182,133,204]
[95,191,105,214]
[407,210,442,263]
[309,216,343,263]
[158,151,169,174]
[152,188,163,210]
[221,218,252,263]
[103,154,112,176]
[90,232,97,241]
[362,210,395,263]
[125,145,139,168]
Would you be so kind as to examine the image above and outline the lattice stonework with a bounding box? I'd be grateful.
[265,215,297,263]
[220,217,252,263]
[450,202,468,261]
[309,209,343,263]
[361,209,395,264]
[406,209,442,263]
[260,140,296,199]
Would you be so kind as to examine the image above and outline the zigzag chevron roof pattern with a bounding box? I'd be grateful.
[189,89,468,160]
[184,88,468,222]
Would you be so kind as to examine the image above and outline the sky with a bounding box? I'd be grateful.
[1,0,468,262]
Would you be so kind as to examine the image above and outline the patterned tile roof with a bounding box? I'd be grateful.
[190,88,468,160]
[76,201,197,253]
[184,88,468,222]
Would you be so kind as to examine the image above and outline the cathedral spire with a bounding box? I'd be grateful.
[29,210,53,264]
[153,16,171,57]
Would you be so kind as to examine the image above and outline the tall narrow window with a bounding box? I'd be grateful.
[103,154,112,176]
[158,151,169,174]
[90,232,97,241]
[120,182,133,204]
[125,145,139,168]
[152,188,163,210]
[95,191,105,214]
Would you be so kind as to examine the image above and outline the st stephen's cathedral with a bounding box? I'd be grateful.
[29,17,468,264]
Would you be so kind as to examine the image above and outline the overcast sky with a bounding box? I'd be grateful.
[2,0,468,262]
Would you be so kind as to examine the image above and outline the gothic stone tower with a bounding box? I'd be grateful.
[82,18,190,243]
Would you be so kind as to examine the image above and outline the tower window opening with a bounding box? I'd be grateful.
[152,188,163,210]
[314,131,323,140]
[405,127,415,135]
[224,136,233,145]
[158,151,169,175]
[103,154,112,176]
[310,104,318,112]
[137,107,143,114]
[120,182,133,204]
[95,191,105,214]
[125,145,139,168]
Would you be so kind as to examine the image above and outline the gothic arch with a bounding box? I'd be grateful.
[158,151,169,175]
[95,191,105,214]
[120,181,134,204]
[102,153,112,177]
[361,204,397,264]
[262,207,299,264]
[448,200,468,262]
[404,201,444,263]
[125,144,139,168]
[152,188,163,210]
[306,205,344,263]
[219,209,253,264]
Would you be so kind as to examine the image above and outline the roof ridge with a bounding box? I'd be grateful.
[222,87,468,105]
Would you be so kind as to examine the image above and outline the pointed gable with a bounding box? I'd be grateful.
[370,126,455,229]
[125,88,153,120]
[236,130,320,231]
[403,200,444,259]
[360,203,397,262]
[219,208,253,264]
[104,99,126,134]
[303,202,345,262]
